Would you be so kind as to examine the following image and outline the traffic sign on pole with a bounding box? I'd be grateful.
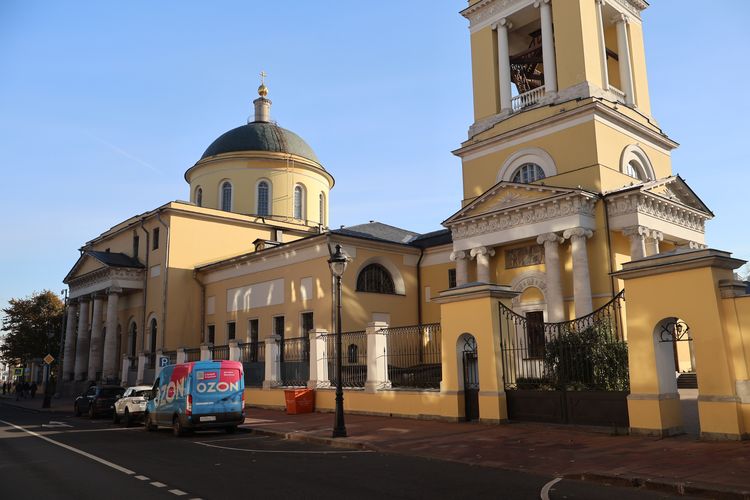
[158,356,170,368]
[44,354,55,365]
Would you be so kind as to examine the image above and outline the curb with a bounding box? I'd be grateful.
[566,472,750,500]
[241,426,375,451]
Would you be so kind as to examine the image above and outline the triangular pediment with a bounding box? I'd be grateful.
[643,176,713,215]
[64,251,144,284]
[443,181,589,226]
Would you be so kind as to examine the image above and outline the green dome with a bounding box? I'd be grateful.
[200,121,320,164]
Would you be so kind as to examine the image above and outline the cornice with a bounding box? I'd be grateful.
[612,249,745,280]
[606,191,711,234]
[67,266,145,290]
[459,0,535,33]
[610,0,648,20]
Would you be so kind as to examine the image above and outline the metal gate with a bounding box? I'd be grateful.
[499,291,630,427]
[462,336,479,422]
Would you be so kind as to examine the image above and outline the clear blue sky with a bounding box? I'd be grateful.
[1,1,748,308]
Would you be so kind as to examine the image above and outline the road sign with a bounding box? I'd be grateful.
[44,354,55,365]
[13,368,23,376]
[158,356,170,368]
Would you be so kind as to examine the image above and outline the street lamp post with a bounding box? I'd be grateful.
[328,244,349,438]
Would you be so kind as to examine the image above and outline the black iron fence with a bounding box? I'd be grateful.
[185,347,201,362]
[499,291,628,392]
[163,350,177,365]
[211,344,230,360]
[279,336,309,387]
[323,330,367,388]
[239,341,265,387]
[382,323,442,389]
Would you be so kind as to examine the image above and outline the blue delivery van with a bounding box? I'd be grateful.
[144,360,245,436]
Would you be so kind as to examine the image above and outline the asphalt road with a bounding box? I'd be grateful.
[0,403,697,500]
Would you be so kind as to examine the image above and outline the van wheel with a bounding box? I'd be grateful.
[145,413,156,432]
[123,409,131,428]
[225,425,237,434]
[173,416,186,437]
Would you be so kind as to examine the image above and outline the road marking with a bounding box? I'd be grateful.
[151,481,167,488]
[540,477,563,500]
[135,475,150,481]
[169,489,187,496]
[42,421,73,428]
[0,418,135,475]
[195,441,372,454]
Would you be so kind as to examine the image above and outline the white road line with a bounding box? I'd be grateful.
[0,418,135,475]
[540,477,563,500]
[195,441,371,454]
[135,475,150,481]
[151,481,167,488]
[169,489,187,496]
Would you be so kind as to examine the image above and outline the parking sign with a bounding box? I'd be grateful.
[158,355,170,368]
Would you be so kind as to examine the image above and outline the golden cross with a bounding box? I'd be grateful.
[260,71,267,85]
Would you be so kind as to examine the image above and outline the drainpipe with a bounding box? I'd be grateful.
[193,271,206,345]
[138,219,150,353]
[156,210,170,350]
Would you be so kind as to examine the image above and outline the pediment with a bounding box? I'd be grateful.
[642,176,712,215]
[64,254,107,283]
[444,182,588,226]
[64,251,144,284]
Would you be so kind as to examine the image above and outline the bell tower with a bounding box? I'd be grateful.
[455,0,674,203]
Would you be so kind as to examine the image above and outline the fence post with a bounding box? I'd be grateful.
[228,340,240,361]
[263,335,281,389]
[136,352,147,384]
[120,354,129,385]
[176,347,186,364]
[307,329,330,389]
[365,321,390,393]
[155,349,164,378]
[200,343,212,361]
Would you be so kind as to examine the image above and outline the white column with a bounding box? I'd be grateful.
[537,233,565,322]
[101,287,121,381]
[307,329,330,389]
[136,352,147,384]
[120,354,130,386]
[62,300,79,381]
[73,297,91,380]
[493,18,513,113]
[623,225,648,260]
[87,293,105,381]
[595,0,609,90]
[563,227,594,318]
[176,348,187,364]
[228,340,240,362]
[200,343,211,361]
[614,13,635,106]
[365,321,390,393]
[450,251,469,287]
[263,335,281,389]
[470,246,495,283]
[536,0,557,93]
[645,230,663,256]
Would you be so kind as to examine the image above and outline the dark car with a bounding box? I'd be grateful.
[74,385,125,419]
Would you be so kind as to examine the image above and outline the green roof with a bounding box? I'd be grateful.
[200,121,319,164]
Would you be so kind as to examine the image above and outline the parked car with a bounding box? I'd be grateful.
[113,385,152,426]
[74,385,125,419]
[144,360,245,436]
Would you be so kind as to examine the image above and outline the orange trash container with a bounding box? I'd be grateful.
[284,389,315,414]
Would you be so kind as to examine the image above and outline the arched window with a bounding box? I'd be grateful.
[356,263,396,294]
[293,184,305,220]
[511,163,546,183]
[319,192,325,225]
[257,181,270,216]
[626,160,643,180]
[149,318,157,353]
[128,322,137,357]
[620,145,655,182]
[221,181,232,211]
[195,186,203,207]
[347,344,358,364]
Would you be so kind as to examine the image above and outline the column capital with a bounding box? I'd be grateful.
[533,0,551,7]
[622,225,649,238]
[491,18,512,31]
[595,0,606,5]
[649,230,664,242]
[612,12,630,24]
[78,295,91,304]
[91,291,106,300]
[68,297,79,306]
[537,232,563,245]
[470,246,496,258]
[450,250,467,261]
[563,227,593,240]
[106,286,123,296]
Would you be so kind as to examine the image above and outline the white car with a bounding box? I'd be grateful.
[113,385,152,427]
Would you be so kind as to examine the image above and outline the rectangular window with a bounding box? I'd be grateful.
[227,321,236,341]
[153,227,160,250]
[300,312,314,337]
[248,319,259,362]
[526,311,545,359]
[274,316,285,362]
[448,269,457,289]
[207,324,215,344]
[133,235,140,259]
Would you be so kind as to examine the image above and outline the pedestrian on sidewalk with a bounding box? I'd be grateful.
[30,381,37,399]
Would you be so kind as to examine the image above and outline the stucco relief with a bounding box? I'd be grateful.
[69,267,145,292]
[505,245,545,269]
[607,194,707,233]
[510,273,547,307]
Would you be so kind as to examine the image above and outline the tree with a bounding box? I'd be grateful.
[0,290,64,365]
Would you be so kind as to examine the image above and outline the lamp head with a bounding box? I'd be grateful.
[328,244,349,278]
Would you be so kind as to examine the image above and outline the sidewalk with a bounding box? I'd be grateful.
[243,407,750,499]
[0,393,75,413]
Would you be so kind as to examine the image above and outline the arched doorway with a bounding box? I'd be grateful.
[458,334,479,421]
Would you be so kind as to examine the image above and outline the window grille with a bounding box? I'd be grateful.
[293,185,303,219]
[356,263,396,294]
[258,181,269,216]
[221,182,232,211]
[511,163,545,183]
[319,193,325,225]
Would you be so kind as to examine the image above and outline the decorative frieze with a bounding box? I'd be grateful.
[607,193,708,233]
[505,244,544,269]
